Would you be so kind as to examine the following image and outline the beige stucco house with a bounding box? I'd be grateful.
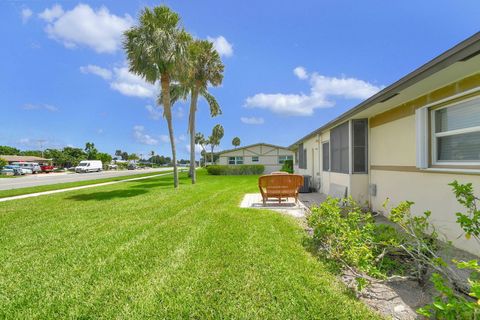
[217,143,293,174]
[290,32,480,254]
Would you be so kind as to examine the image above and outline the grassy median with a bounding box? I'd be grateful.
[0,170,379,319]
[0,170,173,199]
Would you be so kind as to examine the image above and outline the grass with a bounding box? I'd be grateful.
[0,170,380,319]
[0,170,173,199]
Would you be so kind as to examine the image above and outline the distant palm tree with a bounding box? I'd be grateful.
[168,40,224,183]
[150,150,155,168]
[124,6,191,188]
[232,137,241,148]
[195,132,208,166]
[208,124,224,165]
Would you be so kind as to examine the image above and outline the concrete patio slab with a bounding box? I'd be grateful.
[239,193,308,218]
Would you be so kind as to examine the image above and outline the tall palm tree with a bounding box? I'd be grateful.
[232,137,241,148]
[150,150,155,168]
[124,6,190,188]
[168,40,224,183]
[208,124,224,165]
[195,132,208,166]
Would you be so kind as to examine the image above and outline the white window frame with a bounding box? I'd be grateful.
[251,156,259,163]
[228,156,244,165]
[430,95,480,166]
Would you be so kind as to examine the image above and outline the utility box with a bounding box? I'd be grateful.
[299,175,312,193]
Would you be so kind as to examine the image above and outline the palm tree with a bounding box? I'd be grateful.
[150,150,155,168]
[167,40,224,183]
[195,132,208,166]
[208,124,224,165]
[232,137,241,148]
[124,6,191,188]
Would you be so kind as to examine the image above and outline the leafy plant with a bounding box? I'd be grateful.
[450,180,480,240]
[206,165,264,175]
[0,158,7,169]
[417,182,480,318]
[308,197,395,279]
[280,159,293,174]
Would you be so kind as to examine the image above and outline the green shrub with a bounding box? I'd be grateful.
[206,165,265,175]
[280,160,293,173]
[308,197,398,280]
[0,158,6,169]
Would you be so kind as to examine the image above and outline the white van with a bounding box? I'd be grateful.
[75,160,103,173]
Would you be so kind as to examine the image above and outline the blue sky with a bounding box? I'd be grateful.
[1,1,479,158]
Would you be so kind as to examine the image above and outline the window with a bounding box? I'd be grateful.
[228,156,244,165]
[322,142,330,171]
[330,122,349,173]
[278,155,293,164]
[252,156,259,163]
[298,143,307,169]
[352,119,368,173]
[431,97,480,164]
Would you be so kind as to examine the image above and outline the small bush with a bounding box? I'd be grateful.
[0,158,6,169]
[308,197,399,279]
[280,160,293,174]
[206,165,265,175]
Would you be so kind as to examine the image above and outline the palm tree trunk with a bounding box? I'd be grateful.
[188,87,199,184]
[210,146,214,166]
[161,74,178,188]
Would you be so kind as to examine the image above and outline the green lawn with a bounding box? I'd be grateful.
[0,170,379,319]
[0,170,173,199]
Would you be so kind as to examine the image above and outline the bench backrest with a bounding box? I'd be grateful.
[259,174,304,192]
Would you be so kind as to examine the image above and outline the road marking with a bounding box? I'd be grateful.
[0,171,177,203]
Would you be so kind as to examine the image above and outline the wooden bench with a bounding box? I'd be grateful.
[258,174,304,205]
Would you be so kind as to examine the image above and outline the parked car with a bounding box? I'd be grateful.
[3,165,25,175]
[12,162,42,174]
[108,164,118,170]
[127,163,137,170]
[75,160,103,173]
[1,165,22,176]
[40,164,54,173]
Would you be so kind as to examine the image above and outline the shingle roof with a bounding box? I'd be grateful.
[0,155,51,162]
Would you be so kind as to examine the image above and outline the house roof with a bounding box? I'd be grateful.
[289,32,480,149]
[0,155,51,162]
[216,143,291,155]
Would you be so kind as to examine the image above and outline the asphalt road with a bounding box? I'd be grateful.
[0,168,173,190]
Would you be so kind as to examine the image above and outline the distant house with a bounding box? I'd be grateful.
[290,32,480,254]
[216,143,294,174]
[0,155,51,164]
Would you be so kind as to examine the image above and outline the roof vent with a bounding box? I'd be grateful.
[459,49,480,62]
[379,92,399,103]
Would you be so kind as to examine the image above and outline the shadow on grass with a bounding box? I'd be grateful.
[65,172,192,201]
[66,188,149,201]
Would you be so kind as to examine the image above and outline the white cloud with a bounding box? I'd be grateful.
[207,36,233,57]
[38,4,63,22]
[110,67,157,98]
[186,144,203,154]
[174,106,184,118]
[245,67,383,116]
[80,65,112,80]
[82,64,157,98]
[133,125,158,145]
[21,103,58,112]
[159,135,170,143]
[145,105,162,120]
[40,4,133,53]
[240,116,264,125]
[178,134,187,142]
[293,66,308,80]
[21,8,33,24]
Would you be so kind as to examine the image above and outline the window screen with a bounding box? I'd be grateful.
[252,156,259,162]
[298,143,306,169]
[322,142,330,171]
[433,97,480,162]
[330,122,349,173]
[352,119,368,173]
